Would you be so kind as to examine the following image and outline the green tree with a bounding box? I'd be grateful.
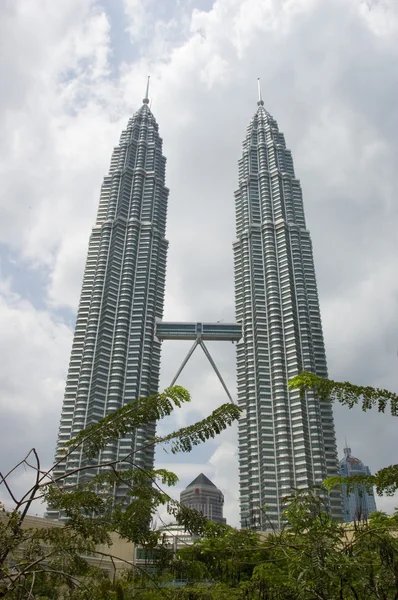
[157,492,398,600]
[149,370,398,600]
[288,372,398,496]
[255,491,398,600]
[174,526,266,587]
[0,386,240,599]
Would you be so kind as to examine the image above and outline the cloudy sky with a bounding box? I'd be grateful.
[1,0,398,526]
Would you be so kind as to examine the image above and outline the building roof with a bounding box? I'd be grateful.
[186,473,217,489]
[341,447,362,466]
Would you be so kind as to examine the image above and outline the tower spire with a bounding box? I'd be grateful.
[257,77,264,106]
[143,75,150,104]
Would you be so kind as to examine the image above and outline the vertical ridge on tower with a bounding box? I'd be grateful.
[233,92,342,529]
[48,91,169,517]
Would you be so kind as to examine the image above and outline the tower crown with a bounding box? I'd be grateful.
[180,473,226,524]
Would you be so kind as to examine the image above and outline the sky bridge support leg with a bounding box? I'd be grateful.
[198,340,236,405]
[167,337,236,405]
[169,340,199,387]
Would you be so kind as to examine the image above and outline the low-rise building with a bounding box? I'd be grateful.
[0,511,135,577]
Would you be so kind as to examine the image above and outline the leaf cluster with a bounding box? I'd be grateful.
[288,371,398,415]
[289,372,398,498]
[0,385,242,599]
[66,386,191,459]
[156,403,241,454]
[160,492,398,600]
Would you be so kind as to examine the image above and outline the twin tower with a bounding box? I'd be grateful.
[50,81,342,528]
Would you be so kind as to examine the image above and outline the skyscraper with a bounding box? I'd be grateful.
[340,447,377,522]
[48,82,169,514]
[234,86,342,529]
[180,474,226,524]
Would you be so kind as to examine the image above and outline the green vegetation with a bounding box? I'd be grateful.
[0,386,240,598]
[1,373,398,598]
[289,372,398,496]
[169,491,398,599]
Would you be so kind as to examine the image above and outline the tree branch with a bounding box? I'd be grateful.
[94,551,172,599]
[288,371,398,416]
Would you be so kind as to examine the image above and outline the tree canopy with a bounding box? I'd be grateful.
[2,372,398,598]
[0,386,240,598]
[289,372,398,497]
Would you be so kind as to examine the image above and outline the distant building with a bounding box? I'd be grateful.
[340,447,377,522]
[180,474,226,524]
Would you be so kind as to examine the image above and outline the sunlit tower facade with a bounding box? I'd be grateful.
[48,82,169,514]
[234,85,342,529]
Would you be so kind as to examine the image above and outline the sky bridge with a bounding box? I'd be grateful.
[155,321,242,342]
[155,321,242,405]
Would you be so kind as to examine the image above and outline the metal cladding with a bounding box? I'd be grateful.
[234,100,343,529]
[48,99,169,515]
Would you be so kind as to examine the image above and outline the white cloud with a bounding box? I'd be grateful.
[123,0,150,40]
[0,279,72,509]
[0,0,114,266]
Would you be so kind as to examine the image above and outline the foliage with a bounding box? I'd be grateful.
[288,371,398,415]
[66,386,191,460]
[6,491,398,600]
[155,403,240,454]
[154,492,398,600]
[289,372,398,499]
[0,386,241,598]
[3,370,398,598]
[175,527,266,587]
[324,464,398,497]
